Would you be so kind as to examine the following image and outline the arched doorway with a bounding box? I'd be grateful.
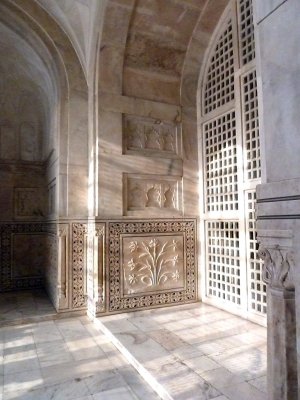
[0,0,89,322]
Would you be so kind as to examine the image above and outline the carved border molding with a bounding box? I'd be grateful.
[95,224,106,313]
[108,219,197,312]
[72,223,88,308]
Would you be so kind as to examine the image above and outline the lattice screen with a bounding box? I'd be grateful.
[201,0,265,321]
[246,191,266,314]
[206,221,241,305]
[203,20,235,115]
[242,70,261,180]
[238,0,255,65]
[204,111,238,212]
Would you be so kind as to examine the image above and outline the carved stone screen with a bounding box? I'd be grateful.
[203,19,235,115]
[246,190,266,314]
[108,219,197,312]
[200,0,264,323]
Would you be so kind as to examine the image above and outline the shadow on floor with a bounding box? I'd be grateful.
[0,289,57,326]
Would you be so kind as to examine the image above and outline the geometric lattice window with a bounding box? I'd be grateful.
[203,20,235,115]
[200,0,263,323]
[207,221,241,306]
[238,0,255,65]
[204,111,238,212]
[242,70,261,180]
[246,191,266,314]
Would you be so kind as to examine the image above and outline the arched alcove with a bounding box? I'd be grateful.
[0,0,89,314]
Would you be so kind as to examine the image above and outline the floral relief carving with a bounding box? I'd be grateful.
[124,237,183,295]
[72,223,88,308]
[258,245,294,290]
[124,115,179,156]
[108,219,197,312]
[126,175,181,214]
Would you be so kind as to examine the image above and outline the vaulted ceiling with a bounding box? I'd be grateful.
[36,0,106,80]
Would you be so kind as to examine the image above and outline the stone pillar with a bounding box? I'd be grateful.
[87,222,106,318]
[258,234,297,400]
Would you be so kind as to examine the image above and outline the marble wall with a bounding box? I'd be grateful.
[254,0,300,397]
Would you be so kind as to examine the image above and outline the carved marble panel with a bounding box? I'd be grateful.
[125,174,182,216]
[12,234,47,278]
[122,235,185,296]
[14,188,44,219]
[0,222,48,291]
[72,222,88,309]
[123,114,180,157]
[108,219,197,312]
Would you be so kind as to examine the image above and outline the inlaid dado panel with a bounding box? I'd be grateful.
[0,222,49,291]
[123,114,180,158]
[108,219,197,312]
[122,235,185,295]
[14,187,45,219]
[72,222,88,309]
[124,174,182,216]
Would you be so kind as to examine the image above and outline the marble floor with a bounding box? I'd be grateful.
[96,303,267,400]
[0,290,56,326]
[0,296,267,400]
[0,316,159,400]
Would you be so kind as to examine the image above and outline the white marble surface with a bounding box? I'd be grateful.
[0,290,56,327]
[0,316,159,400]
[254,0,287,23]
[257,0,300,182]
[97,303,267,400]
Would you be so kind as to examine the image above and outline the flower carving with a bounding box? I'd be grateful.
[172,270,180,281]
[125,238,181,288]
[129,241,138,252]
[128,274,138,285]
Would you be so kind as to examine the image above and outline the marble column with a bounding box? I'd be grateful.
[258,239,297,400]
[87,222,106,318]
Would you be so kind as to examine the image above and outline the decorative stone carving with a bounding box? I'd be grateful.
[72,223,88,308]
[257,229,297,400]
[124,114,179,157]
[14,188,44,219]
[258,245,294,291]
[87,223,106,316]
[57,224,68,309]
[125,174,182,215]
[108,219,197,312]
[95,225,106,313]
[0,222,49,291]
[123,236,184,295]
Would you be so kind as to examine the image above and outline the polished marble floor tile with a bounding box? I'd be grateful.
[92,387,138,400]
[0,290,56,325]
[0,295,267,400]
[0,314,159,400]
[97,303,267,400]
